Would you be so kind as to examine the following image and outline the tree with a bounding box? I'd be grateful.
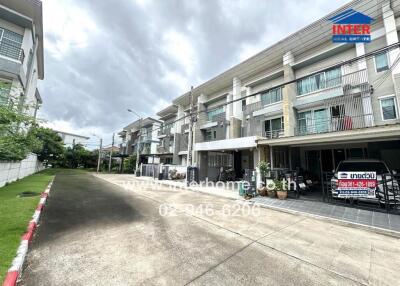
[30,127,64,166]
[0,106,38,161]
[124,155,137,173]
[58,144,97,169]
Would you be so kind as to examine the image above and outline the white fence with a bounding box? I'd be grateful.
[0,153,44,187]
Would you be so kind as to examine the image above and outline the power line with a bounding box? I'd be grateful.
[138,41,400,136]
[193,0,398,88]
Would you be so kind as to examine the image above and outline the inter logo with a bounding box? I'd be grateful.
[329,9,373,43]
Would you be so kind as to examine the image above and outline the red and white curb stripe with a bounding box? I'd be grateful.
[2,180,54,286]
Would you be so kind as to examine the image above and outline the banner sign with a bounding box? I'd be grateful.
[337,171,377,198]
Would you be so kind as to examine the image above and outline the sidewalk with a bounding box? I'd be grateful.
[250,196,400,234]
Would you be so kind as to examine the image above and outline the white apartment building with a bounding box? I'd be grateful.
[0,0,44,117]
[55,130,89,148]
[154,0,400,183]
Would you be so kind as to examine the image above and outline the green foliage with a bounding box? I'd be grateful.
[30,127,64,165]
[258,161,271,177]
[0,169,54,281]
[0,106,37,161]
[273,179,286,192]
[57,144,97,169]
[124,155,137,173]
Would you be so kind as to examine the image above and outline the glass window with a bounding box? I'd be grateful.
[207,106,224,121]
[0,27,23,61]
[380,97,397,120]
[375,53,389,73]
[297,67,341,95]
[0,79,11,106]
[261,87,282,105]
[298,111,312,134]
[205,130,213,141]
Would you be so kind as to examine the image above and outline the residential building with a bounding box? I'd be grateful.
[156,105,178,165]
[119,117,161,164]
[156,104,192,165]
[0,0,44,117]
[154,0,400,183]
[55,130,89,148]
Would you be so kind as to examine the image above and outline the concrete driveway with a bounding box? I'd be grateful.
[21,171,400,285]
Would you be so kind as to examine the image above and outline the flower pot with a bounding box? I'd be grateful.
[276,190,288,200]
[268,190,276,198]
[258,187,267,196]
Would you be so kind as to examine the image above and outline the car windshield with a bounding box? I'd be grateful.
[337,162,389,174]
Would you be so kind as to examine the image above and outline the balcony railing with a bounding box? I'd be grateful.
[157,145,173,154]
[242,69,369,116]
[295,113,374,136]
[263,129,284,139]
[181,123,189,133]
[0,41,24,63]
[158,127,173,137]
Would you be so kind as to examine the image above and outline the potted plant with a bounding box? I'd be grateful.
[266,180,276,198]
[275,179,288,200]
[257,184,267,196]
[258,161,271,182]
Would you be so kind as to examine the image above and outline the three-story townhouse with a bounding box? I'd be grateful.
[0,0,44,116]
[156,105,178,164]
[118,117,161,165]
[121,0,400,189]
[154,0,400,184]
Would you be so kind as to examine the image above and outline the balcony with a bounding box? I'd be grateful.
[295,113,374,136]
[157,145,173,154]
[181,123,189,133]
[157,127,173,138]
[263,129,284,139]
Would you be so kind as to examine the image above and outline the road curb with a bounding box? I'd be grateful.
[2,179,54,286]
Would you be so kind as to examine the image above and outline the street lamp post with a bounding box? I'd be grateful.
[127,109,142,176]
[92,134,102,173]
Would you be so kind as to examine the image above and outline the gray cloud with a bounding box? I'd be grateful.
[38,0,348,145]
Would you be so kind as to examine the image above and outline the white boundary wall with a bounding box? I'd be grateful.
[0,153,44,187]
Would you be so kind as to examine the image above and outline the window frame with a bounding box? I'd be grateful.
[296,67,342,96]
[379,94,398,121]
[374,52,390,73]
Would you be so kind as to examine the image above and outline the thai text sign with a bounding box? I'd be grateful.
[337,171,376,198]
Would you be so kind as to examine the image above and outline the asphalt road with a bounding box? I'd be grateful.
[20,171,400,286]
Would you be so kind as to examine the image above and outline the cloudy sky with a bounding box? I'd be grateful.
[39,0,349,148]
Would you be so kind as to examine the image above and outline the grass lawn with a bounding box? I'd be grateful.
[0,169,57,282]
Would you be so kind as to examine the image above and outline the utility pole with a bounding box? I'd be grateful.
[187,86,194,167]
[108,133,115,172]
[96,138,103,173]
[135,118,142,176]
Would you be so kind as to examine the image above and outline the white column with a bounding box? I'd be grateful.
[356,43,368,71]
[383,1,400,73]
[232,77,242,119]
[226,92,233,139]
[282,51,296,137]
[356,43,374,127]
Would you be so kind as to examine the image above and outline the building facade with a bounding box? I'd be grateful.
[119,117,161,164]
[0,0,44,117]
[55,131,89,148]
[148,0,400,183]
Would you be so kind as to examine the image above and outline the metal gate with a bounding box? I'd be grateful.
[141,164,159,178]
